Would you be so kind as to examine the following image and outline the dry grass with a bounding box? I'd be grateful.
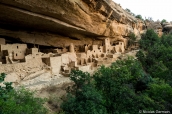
[36,82,74,114]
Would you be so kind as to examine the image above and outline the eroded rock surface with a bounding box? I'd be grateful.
[0,0,145,46]
[146,20,163,37]
[162,22,172,34]
[0,0,146,88]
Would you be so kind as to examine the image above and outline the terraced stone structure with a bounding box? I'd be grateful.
[0,0,146,87]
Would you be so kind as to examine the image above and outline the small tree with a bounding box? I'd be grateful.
[125,8,135,16]
[161,19,167,25]
[61,70,107,114]
[135,15,143,20]
[61,58,172,113]
[139,29,160,50]
[0,73,13,101]
[136,50,146,67]
[125,8,131,13]
[128,33,137,47]
[0,73,47,114]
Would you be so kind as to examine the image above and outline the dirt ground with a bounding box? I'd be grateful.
[36,82,74,113]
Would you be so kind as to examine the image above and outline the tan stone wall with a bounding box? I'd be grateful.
[61,53,69,65]
[50,56,61,75]
[0,58,44,80]
[0,44,27,60]
[26,48,38,55]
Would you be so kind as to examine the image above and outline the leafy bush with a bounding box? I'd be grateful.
[125,8,131,13]
[61,70,106,114]
[161,34,172,47]
[0,73,47,114]
[125,8,135,16]
[139,29,160,50]
[136,49,146,66]
[0,73,13,101]
[137,30,172,86]
[135,15,143,20]
[161,19,167,24]
[61,59,172,114]
[146,79,172,112]
[128,33,137,47]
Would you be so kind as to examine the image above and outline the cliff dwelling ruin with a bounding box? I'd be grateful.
[0,37,131,84]
[0,0,145,88]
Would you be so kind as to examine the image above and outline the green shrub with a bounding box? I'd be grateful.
[61,59,172,114]
[161,19,167,24]
[128,33,137,47]
[0,73,13,101]
[135,15,143,20]
[0,73,47,114]
[161,34,172,47]
[61,70,107,114]
[139,29,160,50]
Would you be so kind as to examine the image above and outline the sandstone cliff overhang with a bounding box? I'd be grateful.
[0,0,142,47]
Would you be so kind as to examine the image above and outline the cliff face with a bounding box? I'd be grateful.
[0,0,147,88]
[0,0,145,47]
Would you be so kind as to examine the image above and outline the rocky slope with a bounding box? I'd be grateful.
[0,0,145,47]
